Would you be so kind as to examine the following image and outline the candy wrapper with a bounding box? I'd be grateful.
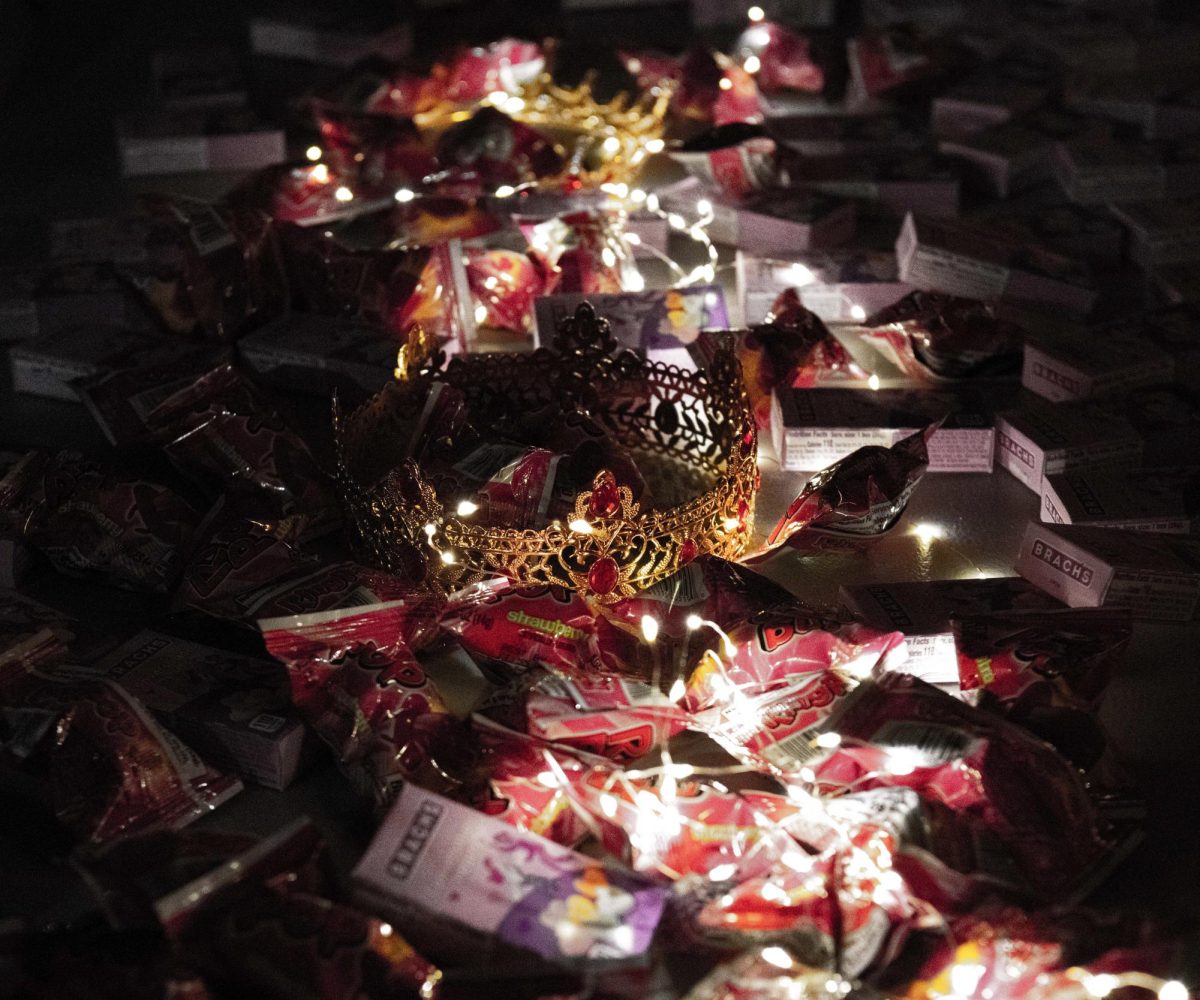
[567,772,798,884]
[847,29,939,103]
[696,817,920,976]
[466,247,552,334]
[0,655,242,843]
[682,950,881,1000]
[276,225,470,349]
[762,427,933,552]
[436,107,565,190]
[469,718,599,847]
[901,904,1176,1000]
[622,47,762,125]
[739,288,869,428]
[731,22,826,95]
[684,608,907,776]
[672,123,780,199]
[862,291,1024,381]
[520,210,635,296]
[310,100,435,186]
[440,582,596,679]
[503,668,690,763]
[352,783,667,966]
[102,362,336,530]
[132,195,287,342]
[259,600,464,804]
[0,451,201,594]
[230,162,395,228]
[811,672,1108,896]
[953,608,1132,769]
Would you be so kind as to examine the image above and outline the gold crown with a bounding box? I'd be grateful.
[413,70,673,188]
[332,303,757,602]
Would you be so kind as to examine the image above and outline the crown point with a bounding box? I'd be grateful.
[587,472,621,519]
[588,556,620,595]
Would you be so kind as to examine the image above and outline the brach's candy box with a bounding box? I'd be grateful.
[735,250,911,325]
[1022,328,1174,403]
[82,630,310,790]
[938,108,1110,199]
[1109,198,1200,269]
[532,286,728,369]
[1065,74,1200,140]
[767,113,925,157]
[932,68,1051,141]
[1023,308,1200,403]
[785,152,961,218]
[771,386,1006,473]
[1041,465,1200,534]
[994,397,1143,493]
[9,325,183,402]
[655,177,855,257]
[237,313,403,398]
[352,784,666,965]
[117,110,286,177]
[1052,135,1200,205]
[896,213,1098,316]
[840,577,1062,685]
[248,10,412,67]
[1016,521,1200,621]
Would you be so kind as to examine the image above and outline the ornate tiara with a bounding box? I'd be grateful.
[332,303,757,602]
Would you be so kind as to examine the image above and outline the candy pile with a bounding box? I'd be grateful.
[4,1,1200,997]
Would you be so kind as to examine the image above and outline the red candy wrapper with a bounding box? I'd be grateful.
[470,717,597,847]
[521,669,690,763]
[259,600,463,804]
[682,950,879,1000]
[811,672,1109,896]
[847,30,939,102]
[519,210,635,295]
[466,247,550,334]
[762,427,932,551]
[683,608,906,776]
[440,38,544,104]
[132,195,287,342]
[697,818,919,976]
[861,291,1023,380]
[232,162,394,228]
[953,608,1132,769]
[732,22,826,95]
[311,100,435,186]
[739,289,869,427]
[436,107,565,190]
[0,451,201,594]
[140,363,336,528]
[624,48,763,125]
[903,904,1176,1000]
[567,773,797,883]
[440,582,596,678]
[673,123,780,199]
[0,656,242,843]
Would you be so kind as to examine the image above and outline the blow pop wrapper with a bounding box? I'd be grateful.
[953,607,1132,769]
[739,288,868,427]
[684,608,908,775]
[352,783,666,965]
[0,450,201,594]
[811,672,1108,895]
[132,195,287,342]
[731,21,826,95]
[466,248,551,335]
[0,654,242,843]
[469,717,599,847]
[673,123,780,199]
[761,427,933,552]
[441,583,596,679]
[259,600,463,804]
[862,291,1024,380]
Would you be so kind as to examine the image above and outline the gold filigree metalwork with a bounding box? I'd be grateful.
[333,302,757,602]
[413,70,672,188]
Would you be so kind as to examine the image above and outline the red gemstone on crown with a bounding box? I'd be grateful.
[737,499,750,531]
[588,475,621,518]
[588,556,620,595]
[680,538,698,564]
